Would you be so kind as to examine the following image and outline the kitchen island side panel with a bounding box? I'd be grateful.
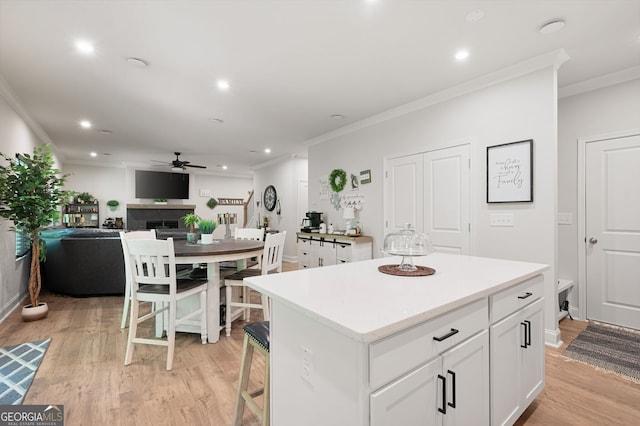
[271,299,369,426]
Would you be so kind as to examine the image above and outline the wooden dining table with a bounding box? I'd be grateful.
[171,238,264,343]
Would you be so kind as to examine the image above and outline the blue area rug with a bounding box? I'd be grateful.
[0,338,51,405]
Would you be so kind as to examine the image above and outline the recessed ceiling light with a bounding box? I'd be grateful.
[264,148,271,154]
[126,57,149,68]
[539,20,565,35]
[331,114,344,120]
[222,165,228,170]
[80,120,92,129]
[455,50,470,61]
[466,9,484,23]
[90,152,97,157]
[216,79,230,91]
[75,40,95,54]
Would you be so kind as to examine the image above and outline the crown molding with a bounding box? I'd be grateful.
[559,65,640,99]
[0,73,60,153]
[306,49,570,147]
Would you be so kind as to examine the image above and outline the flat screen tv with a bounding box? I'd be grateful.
[135,170,190,199]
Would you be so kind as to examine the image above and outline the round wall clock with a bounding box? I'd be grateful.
[263,185,277,211]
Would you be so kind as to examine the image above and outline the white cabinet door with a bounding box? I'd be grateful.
[370,357,441,426]
[442,330,489,426]
[520,299,544,406]
[491,308,524,426]
[370,331,489,426]
[316,239,336,267]
[490,298,544,426]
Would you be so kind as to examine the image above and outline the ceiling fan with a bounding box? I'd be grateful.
[152,152,207,171]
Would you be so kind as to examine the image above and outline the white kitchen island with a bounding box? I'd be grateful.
[246,253,549,426]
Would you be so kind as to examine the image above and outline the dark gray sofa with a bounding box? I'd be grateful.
[40,229,125,296]
[40,228,196,297]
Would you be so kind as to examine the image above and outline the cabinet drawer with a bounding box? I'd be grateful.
[369,298,488,390]
[336,242,352,261]
[490,275,543,323]
[297,238,312,249]
[297,249,311,267]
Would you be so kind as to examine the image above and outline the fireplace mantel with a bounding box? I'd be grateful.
[127,204,196,210]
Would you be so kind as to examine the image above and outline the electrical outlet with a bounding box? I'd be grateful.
[301,345,314,383]
[490,213,514,227]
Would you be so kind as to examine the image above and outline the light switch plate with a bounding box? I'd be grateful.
[199,189,211,197]
[490,213,514,227]
[558,212,573,225]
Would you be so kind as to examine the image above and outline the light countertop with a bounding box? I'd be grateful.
[246,253,548,343]
[296,232,373,243]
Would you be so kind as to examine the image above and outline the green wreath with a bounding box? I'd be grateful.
[329,168,347,193]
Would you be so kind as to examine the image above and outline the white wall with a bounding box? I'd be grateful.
[0,91,50,320]
[253,156,309,261]
[309,67,560,345]
[63,164,253,239]
[557,77,640,317]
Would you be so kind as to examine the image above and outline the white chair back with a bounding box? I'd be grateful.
[120,230,157,328]
[261,231,286,275]
[125,238,176,291]
[235,227,265,241]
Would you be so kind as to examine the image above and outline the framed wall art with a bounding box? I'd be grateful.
[486,139,533,203]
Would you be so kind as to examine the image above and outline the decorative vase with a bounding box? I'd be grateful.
[186,232,198,244]
[201,234,214,245]
[21,302,48,322]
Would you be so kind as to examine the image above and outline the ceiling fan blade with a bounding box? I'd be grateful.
[151,152,205,169]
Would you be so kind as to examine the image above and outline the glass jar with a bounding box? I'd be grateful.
[382,224,434,271]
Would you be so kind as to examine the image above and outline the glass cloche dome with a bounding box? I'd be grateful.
[382,224,434,272]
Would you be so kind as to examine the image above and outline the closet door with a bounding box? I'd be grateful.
[385,153,424,233]
[424,145,471,254]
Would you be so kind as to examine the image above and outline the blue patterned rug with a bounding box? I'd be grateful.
[0,338,51,405]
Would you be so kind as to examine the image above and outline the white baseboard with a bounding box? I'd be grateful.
[283,255,297,263]
[0,290,28,324]
[545,327,562,348]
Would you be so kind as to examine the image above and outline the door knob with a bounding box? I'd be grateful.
[589,237,598,244]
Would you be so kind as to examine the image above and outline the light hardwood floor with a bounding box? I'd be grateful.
[1,262,639,425]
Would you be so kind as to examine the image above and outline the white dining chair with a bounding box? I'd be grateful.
[224,231,286,337]
[233,227,265,272]
[234,227,265,241]
[123,237,208,371]
[119,229,156,329]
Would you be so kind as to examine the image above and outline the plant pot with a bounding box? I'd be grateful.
[186,232,198,244]
[21,302,48,322]
[201,234,214,245]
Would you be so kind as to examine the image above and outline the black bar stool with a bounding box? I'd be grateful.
[232,321,270,426]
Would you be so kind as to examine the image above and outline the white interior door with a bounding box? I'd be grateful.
[586,134,640,330]
[385,154,424,233]
[424,145,470,254]
[297,179,308,228]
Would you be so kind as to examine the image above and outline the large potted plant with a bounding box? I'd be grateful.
[0,144,71,321]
